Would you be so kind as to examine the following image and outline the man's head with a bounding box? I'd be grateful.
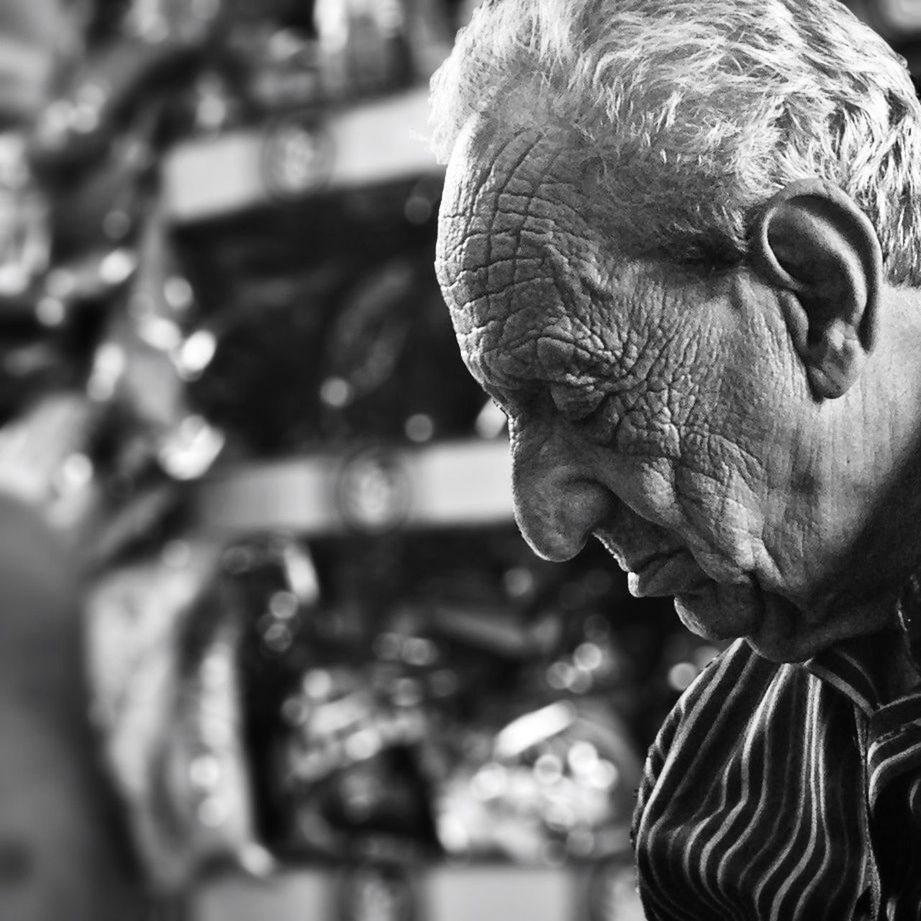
[433,0,921,661]
[432,0,921,282]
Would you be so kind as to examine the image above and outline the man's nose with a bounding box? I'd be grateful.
[510,425,614,562]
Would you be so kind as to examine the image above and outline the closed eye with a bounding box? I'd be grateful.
[548,384,605,422]
[550,386,621,446]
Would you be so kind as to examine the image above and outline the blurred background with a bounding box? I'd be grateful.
[0,1,914,920]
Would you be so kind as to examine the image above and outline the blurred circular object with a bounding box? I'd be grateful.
[261,117,335,199]
[339,862,416,921]
[321,376,354,409]
[337,447,412,533]
[403,413,434,443]
[862,0,921,37]
[0,133,48,298]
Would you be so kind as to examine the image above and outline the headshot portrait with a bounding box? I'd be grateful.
[433,1,921,917]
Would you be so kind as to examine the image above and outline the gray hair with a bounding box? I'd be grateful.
[430,0,921,284]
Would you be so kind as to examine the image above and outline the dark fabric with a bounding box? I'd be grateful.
[632,633,921,921]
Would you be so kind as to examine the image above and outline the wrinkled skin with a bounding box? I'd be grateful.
[437,118,921,663]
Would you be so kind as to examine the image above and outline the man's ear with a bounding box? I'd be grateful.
[749,178,882,400]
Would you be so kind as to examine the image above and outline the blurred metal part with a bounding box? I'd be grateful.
[427,604,557,660]
[158,414,225,481]
[83,205,226,485]
[434,699,641,866]
[191,439,514,536]
[0,392,98,531]
[0,133,48,298]
[84,540,270,892]
[162,88,439,223]
[314,0,414,99]
[495,703,577,761]
[337,862,416,921]
[191,862,644,921]
[261,116,336,199]
[121,0,223,45]
[31,36,203,165]
[336,447,414,532]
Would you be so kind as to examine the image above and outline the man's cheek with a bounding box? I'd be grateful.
[670,459,762,571]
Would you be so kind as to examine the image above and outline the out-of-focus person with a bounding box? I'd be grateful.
[0,1,144,918]
[0,491,140,920]
[0,0,57,127]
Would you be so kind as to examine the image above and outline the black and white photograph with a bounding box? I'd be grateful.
[0,1,920,919]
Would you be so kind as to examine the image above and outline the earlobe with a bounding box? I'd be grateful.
[749,179,883,400]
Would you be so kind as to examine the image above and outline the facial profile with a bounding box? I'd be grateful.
[436,4,921,918]
[435,98,921,663]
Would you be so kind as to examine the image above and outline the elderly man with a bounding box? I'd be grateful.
[432,0,921,918]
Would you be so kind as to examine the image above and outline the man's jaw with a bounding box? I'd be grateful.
[594,523,899,662]
[674,580,763,643]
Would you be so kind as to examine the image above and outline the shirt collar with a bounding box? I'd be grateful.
[803,625,921,717]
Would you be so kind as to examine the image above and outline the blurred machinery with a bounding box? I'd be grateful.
[0,1,723,920]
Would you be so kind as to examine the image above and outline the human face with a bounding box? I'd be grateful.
[437,120,912,662]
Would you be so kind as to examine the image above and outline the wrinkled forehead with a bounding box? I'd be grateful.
[436,118,617,386]
[438,116,596,271]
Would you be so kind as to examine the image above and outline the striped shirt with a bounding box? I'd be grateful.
[632,629,921,920]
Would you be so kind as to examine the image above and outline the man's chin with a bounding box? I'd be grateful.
[673,581,762,643]
[675,583,841,662]
[672,575,900,663]
[741,591,820,662]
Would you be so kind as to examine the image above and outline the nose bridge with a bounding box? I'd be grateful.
[509,418,613,562]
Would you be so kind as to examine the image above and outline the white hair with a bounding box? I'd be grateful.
[431,0,921,284]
